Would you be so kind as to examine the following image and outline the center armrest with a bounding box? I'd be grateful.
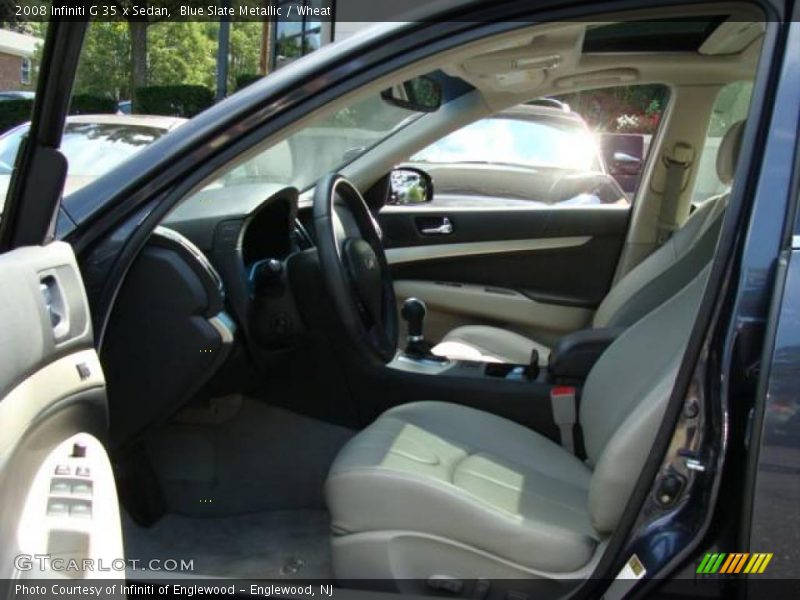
[548,327,626,383]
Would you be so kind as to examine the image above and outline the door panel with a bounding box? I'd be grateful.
[379,205,629,342]
[0,242,121,581]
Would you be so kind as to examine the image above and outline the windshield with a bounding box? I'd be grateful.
[0,121,166,194]
[412,116,602,172]
[0,126,24,172]
[205,94,421,193]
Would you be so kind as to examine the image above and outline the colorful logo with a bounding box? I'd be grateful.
[697,553,773,574]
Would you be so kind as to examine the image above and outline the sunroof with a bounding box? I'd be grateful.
[583,17,727,53]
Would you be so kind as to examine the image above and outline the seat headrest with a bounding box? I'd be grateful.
[716,120,746,185]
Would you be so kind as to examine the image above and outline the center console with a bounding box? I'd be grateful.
[390,298,622,387]
[391,352,543,381]
[381,298,623,454]
[387,322,573,452]
[390,297,543,382]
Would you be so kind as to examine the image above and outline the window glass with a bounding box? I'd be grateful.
[277,19,303,40]
[20,58,32,85]
[412,115,602,172]
[398,85,668,209]
[0,23,45,222]
[179,71,471,209]
[189,92,421,202]
[0,19,190,223]
[303,32,322,53]
[1,12,341,225]
[59,122,166,187]
[0,121,170,201]
[0,126,25,172]
[272,0,325,70]
[691,81,753,205]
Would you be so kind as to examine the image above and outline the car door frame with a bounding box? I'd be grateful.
[738,12,800,588]
[0,20,88,250]
[32,0,791,594]
[593,11,798,599]
[0,17,127,585]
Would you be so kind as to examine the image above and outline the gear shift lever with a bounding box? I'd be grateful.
[401,297,426,343]
[401,298,448,362]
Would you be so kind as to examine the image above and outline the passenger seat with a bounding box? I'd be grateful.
[432,120,745,365]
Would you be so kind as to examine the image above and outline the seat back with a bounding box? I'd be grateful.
[580,264,710,532]
[592,121,745,329]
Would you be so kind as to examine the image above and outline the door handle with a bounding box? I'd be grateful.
[420,217,453,235]
[39,274,69,340]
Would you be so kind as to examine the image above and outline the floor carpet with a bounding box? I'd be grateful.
[123,509,332,579]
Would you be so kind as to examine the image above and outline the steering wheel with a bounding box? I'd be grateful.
[313,173,398,363]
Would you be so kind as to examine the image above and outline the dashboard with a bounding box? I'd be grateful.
[160,184,317,353]
[240,193,300,265]
[163,184,312,270]
[104,184,319,446]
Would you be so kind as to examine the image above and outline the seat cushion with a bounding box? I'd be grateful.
[432,325,550,365]
[325,401,599,573]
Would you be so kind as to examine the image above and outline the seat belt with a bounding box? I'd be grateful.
[656,142,695,245]
[550,386,576,454]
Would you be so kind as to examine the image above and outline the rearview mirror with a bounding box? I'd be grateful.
[388,168,433,205]
[381,76,442,113]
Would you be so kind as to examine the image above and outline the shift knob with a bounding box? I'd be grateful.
[250,258,283,295]
[401,297,427,341]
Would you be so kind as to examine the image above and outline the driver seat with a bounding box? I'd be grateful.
[431,121,744,365]
[325,263,709,580]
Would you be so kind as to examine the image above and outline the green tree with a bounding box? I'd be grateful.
[275,35,302,63]
[0,8,47,36]
[147,22,216,89]
[228,22,263,92]
[73,22,131,100]
[110,1,184,99]
[21,16,257,107]
[72,22,219,102]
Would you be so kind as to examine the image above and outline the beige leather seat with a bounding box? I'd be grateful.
[326,263,710,579]
[432,121,744,365]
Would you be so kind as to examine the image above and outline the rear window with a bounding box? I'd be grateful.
[0,122,164,178]
[0,121,166,202]
[59,122,164,178]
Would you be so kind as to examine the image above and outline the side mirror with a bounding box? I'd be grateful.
[610,151,642,176]
[381,76,442,113]
[388,167,433,205]
[599,133,644,195]
[342,146,366,163]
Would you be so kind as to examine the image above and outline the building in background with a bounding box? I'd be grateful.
[0,29,41,92]
[262,1,371,72]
